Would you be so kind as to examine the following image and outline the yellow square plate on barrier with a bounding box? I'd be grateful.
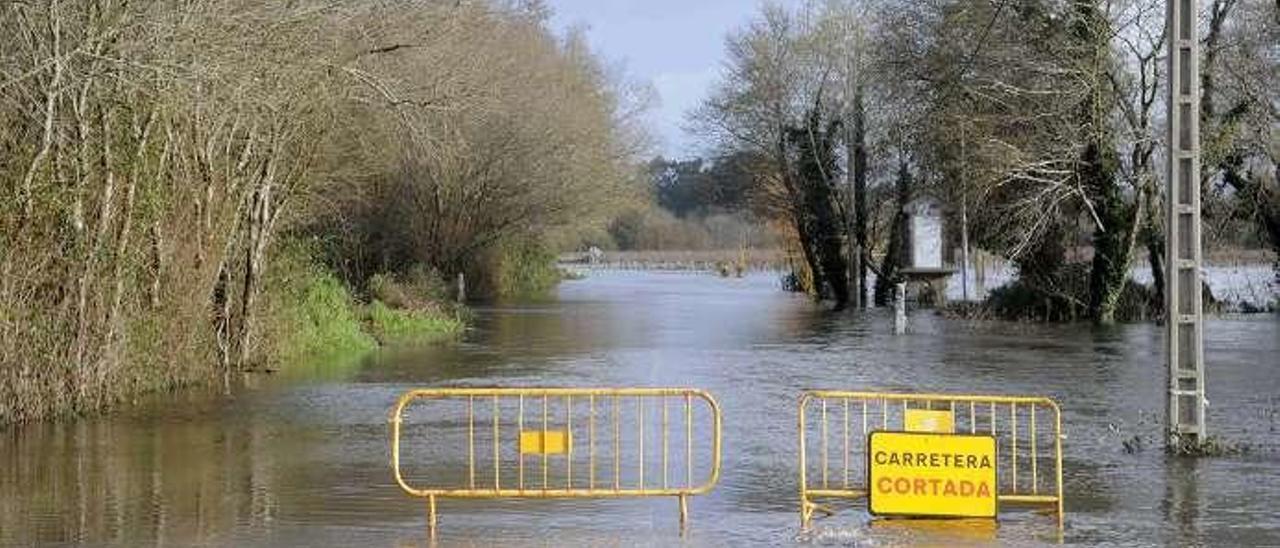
[520,430,571,455]
[868,431,997,519]
[905,409,955,433]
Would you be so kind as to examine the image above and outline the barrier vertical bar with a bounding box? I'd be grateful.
[990,402,996,435]
[1011,402,1018,494]
[428,495,437,537]
[1054,403,1065,527]
[567,395,573,488]
[861,401,868,437]
[685,393,692,488]
[589,394,596,491]
[518,394,525,492]
[662,397,669,489]
[881,398,888,430]
[821,398,828,488]
[799,394,809,527]
[843,398,850,488]
[613,395,620,492]
[542,394,549,490]
[493,395,500,492]
[468,396,475,490]
[638,396,645,489]
[970,401,976,434]
[1031,404,1038,494]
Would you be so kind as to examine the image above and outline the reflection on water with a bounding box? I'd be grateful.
[3,270,1278,546]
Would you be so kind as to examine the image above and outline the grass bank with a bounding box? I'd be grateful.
[0,241,467,426]
[264,247,465,370]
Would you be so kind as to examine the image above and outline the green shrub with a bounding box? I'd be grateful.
[368,266,454,310]
[263,243,376,367]
[466,238,563,299]
[497,239,562,298]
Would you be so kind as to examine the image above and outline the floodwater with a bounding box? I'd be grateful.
[3,270,1279,547]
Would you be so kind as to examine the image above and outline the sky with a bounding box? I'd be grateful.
[547,0,765,159]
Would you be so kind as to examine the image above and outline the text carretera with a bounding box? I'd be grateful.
[872,450,993,470]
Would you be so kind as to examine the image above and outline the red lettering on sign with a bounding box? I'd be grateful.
[895,478,910,494]
[874,477,994,499]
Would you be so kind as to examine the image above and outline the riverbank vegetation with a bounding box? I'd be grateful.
[0,1,643,424]
[693,0,1278,320]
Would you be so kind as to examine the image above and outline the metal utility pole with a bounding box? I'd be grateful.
[1166,0,1206,445]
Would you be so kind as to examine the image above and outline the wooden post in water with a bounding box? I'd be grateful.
[1166,0,1206,445]
[456,272,466,304]
[893,282,907,335]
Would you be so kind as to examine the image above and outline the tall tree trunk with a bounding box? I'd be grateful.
[1144,188,1166,317]
[875,161,912,306]
[213,263,232,372]
[852,88,869,308]
[777,130,820,297]
[20,1,63,222]
[1085,147,1132,325]
[237,175,273,368]
[788,109,848,308]
[1074,0,1132,325]
[845,113,857,305]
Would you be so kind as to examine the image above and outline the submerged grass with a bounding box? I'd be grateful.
[365,300,464,345]
[1166,434,1252,457]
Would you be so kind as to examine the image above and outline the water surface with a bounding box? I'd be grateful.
[4,271,1279,546]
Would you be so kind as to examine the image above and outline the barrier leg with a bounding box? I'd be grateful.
[428,495,437,538]
[679,494,689,535]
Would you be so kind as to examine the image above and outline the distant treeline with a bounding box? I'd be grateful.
[692,0,1278,317]
[0,1,643,423]
[597,153,782,252]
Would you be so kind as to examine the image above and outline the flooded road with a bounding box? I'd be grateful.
[4,271,1279,546]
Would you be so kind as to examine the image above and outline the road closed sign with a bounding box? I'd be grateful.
[867,431,998,519]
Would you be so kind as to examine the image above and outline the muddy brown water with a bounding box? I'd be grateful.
[3,271,1279,546]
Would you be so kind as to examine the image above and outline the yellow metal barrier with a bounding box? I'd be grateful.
[391,387,722,534]
[798,391,1064,528]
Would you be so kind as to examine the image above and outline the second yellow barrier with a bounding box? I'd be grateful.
[798,390,1064,528]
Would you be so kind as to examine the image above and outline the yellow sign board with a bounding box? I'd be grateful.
[904,409,954,433]
[870,517,998,540]
[868,431,997,518]
[519,430,570,455]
